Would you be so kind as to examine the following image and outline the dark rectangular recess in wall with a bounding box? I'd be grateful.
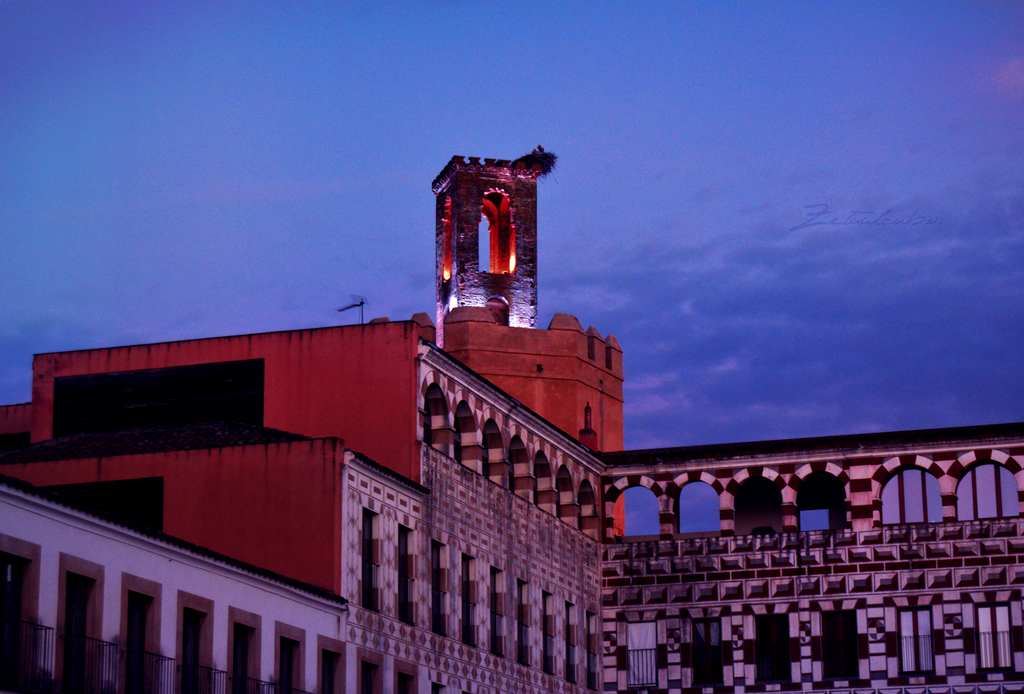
[52,359,264,436]
[0,433,30,452]
[44,478,164,531]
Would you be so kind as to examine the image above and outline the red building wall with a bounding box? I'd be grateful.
[30,321,428,481]
[2,439,346,592]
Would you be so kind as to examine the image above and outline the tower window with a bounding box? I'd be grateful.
[480,191,514,275]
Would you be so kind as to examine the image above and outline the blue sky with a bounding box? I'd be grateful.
[2,2,1022,449]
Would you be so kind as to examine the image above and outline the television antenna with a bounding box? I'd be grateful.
[337,295,367,324]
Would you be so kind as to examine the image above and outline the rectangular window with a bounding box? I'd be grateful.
[180,609,205,694]
[320,651,338,694]
[461,555,475,647]
[489,568,503,657]
[279,638,297,694]
[64,572,114,694]
[822,611,859,679]
[359,662,376,694]
[542,592,554,675]
[2,554,52,694]
[396,672,413,694]
[626,622,657,688]
[585,611,598,690]
[755,614,790,682]
[431,542,446,637]
[565,602,576,683]
[977,604,1012,670]
[125,592,151,694]
[691,619,722,685]
[361,511,378,612]
[516,580,529,666]
[232,624,253,694]
[899,608,934,674]
[398,526,414,625]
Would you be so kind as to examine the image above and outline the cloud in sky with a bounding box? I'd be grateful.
[1,2,1022,449]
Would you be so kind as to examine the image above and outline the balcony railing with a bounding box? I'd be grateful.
[978,630,1012,670]
[565,643,576,683]
[489,612,502,657]
[125,651,173,694]
[180,664,227,694]
[60,635,119,694]
[461,602,475,647]
[361,562,378,612]
[431,590,446,636]
[626,648,656,688]
[516,623,528,666]
[398,576,414,625]
[0,619,55,694]
[542,634,554,675]
[899,635,934,674]
[586,651,598,690]
[241,676,275,694]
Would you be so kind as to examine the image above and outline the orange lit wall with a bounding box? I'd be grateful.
[442,311,624,451]
[29,321,428,481]
[2,439,345,592]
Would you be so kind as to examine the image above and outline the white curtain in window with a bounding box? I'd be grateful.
[628,622,657,650]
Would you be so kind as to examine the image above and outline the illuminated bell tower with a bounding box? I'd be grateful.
[432,156,541,346]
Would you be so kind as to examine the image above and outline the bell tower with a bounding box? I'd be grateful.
[432,156,541,346]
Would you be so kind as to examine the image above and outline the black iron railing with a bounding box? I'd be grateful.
[125,650,173,694]
[0,620,56,694]
[241,677,274,694]
[978,630,1012,670]
[398,576,414,625]
[565,643,576,683]
[542,634,554,675]
[626,648,656,688]
[899,635,934,674]
[361,562,378,612]
[60,635,119,694]
[180,664,227,694]
[489,612,502,657]
[431,590,446,636]
[692,644,723,684]
[516,623,528,666]
[586,651,598,690]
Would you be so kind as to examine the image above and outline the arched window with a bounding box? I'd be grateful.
[796,472,847,531]
[578,479,598,537]
[614,487,660,537]
[509,436,530,500]
[480,191,514,275]
[677,482,720,534]
[881,468,942,525]
[453,401,476,469]
[734,477,783,536]
[423,384,449,452]
[534,452,554,514]
[957,462,1019,521]
[482,419,508,487]
[485,296,509,326]
[556,466,575,523]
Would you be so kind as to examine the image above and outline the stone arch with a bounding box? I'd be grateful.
[795,471,847,531]
[677,481,721,534]
[956,460,1020,521]
[578,478,599,539]
[453,400,481,472]
[734,476,783,536]
[482,419,508,488]
[604,475,665,541]
[880,466,942,525]
[534,451,555,514]
[509,436,531,501]
[556,465,577,526]
[614,485,660,538]
[423,382,452,455]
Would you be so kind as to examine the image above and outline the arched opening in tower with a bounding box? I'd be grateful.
[480,191,514,275]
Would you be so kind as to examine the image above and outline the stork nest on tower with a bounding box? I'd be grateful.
[514,145,557,178]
